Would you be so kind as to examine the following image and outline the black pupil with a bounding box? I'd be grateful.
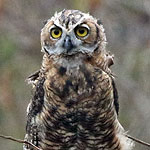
[79,28,85,34]
[54,29,59,35]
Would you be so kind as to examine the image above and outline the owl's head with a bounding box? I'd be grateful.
[41,10,107,58]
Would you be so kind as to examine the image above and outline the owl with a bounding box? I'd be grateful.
[24,10,133,150]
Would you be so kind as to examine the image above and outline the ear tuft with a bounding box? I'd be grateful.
[97,19,102,25]
[43,20,48,25]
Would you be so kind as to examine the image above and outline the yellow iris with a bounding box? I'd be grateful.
[50,27,62,39]
[75,26,88,38]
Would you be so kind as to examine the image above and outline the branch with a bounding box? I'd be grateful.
[0,133,150,149]
[125,134,150,147]
[0,134,42,150]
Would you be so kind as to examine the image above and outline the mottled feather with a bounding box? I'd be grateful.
[24,10,133,150]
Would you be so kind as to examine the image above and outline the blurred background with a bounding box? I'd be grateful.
[0,0,150,149]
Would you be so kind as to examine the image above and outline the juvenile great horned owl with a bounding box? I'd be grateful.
[24,10,133,150]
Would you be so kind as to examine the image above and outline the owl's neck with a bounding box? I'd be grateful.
[40,54,83,76]
[41,52,113,76]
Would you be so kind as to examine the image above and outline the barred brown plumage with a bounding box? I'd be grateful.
[24,9,134,150]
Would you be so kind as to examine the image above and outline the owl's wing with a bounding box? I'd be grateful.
[24,76,45,150]
[26,70,40,85]
[105,52,119,115]
[111,78,119,115]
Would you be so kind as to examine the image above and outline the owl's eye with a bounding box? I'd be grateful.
[50,27,62,39]
[75,26,89,38]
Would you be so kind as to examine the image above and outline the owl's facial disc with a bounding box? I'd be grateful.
[41,10,106,57]
[42,23,98,56]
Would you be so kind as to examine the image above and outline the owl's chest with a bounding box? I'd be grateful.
[38,65,114,149]
[44,64,102,108]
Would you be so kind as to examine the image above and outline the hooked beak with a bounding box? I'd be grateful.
[63,36,74,52]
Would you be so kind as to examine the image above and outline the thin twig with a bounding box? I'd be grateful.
[125,134,150,147]
[1,133,150,149]
[0,134,42,150]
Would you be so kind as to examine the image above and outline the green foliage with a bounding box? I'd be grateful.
[0,36,16,66]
